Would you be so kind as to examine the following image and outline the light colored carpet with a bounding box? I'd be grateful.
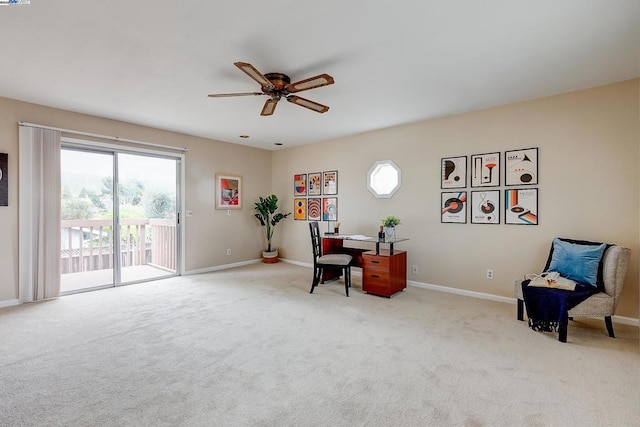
[0,262,638,427]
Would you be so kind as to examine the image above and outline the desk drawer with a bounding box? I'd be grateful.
[362,254,389,270]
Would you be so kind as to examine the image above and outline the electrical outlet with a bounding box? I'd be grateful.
[486,269,494,279]
[226,248,232,256]
[411,265,419,275]
[227,210,232,216]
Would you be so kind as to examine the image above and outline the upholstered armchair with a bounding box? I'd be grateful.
[514,239,630,342]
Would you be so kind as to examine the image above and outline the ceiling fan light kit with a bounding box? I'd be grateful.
[208,62,334,116]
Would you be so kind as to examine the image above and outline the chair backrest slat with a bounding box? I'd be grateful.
[309,221,322,262]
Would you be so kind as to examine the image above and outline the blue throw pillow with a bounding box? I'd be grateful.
[547,238,607,286]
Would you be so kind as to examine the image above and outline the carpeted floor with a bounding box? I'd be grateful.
[0,262,638,426]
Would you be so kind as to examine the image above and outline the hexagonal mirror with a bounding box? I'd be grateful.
[367,160,401,198]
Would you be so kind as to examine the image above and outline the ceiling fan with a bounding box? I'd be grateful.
[208,62,335,116]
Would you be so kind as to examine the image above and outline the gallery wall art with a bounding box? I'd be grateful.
[440,148,538,225]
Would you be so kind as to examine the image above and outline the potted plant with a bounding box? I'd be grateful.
[381,215,401,242]
[254,194,291,263]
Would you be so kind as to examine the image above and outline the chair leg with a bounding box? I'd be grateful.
[605,316,615,338]
[310,267,321,294]
[558,312,568,343]
[344,267,350,297]
[517,299,524,321]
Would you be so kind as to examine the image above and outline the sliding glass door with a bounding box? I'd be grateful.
[60,146,180,293]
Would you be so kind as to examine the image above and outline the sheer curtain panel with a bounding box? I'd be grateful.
[18,126,62,302]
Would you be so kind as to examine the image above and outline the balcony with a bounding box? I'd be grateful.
[61,218,176,292]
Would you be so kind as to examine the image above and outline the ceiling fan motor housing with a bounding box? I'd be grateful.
[263,73,291,92]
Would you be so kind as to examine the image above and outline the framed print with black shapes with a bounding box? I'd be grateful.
[471,190,500,224]
[471,152,500,187]
[505,148,538,186]
[441,156,467,189]
[441,191,467,223]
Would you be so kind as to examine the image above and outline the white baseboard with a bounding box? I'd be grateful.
[281,260,639,328]
[408,280,514,304]
[184,259,261,275]
[0,299,19,308]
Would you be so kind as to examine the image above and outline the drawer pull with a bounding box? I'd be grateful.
[371,274,380,278]
[371,261,380,264]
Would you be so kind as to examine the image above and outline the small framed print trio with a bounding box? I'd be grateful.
[440,148,538,225]
[293,171,338,222]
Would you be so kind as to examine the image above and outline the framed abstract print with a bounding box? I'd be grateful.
[322,197,338,221]
[471,190,500,224]
[322,170,338,195]
[441,156,467,189]
[308,172,322,196]
[307,198,322,221]
[294,198,307,220]
[505,148,538,186]
[471,152,500,187]
[441,191,467,223]
[294,173,307,196]
[505,188,538,225]
[215,174,241,209]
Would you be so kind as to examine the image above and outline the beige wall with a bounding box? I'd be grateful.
[273,79,640,319]
[1,80,638,319]
[0,96,272,302]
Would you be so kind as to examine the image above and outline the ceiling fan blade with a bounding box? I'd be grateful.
[207,92,263,98]
[286,74,334,93]
[261,98,280,116]
[286,95,330,113]
[234,62,274,90]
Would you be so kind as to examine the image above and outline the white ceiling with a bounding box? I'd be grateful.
[0,1,638,150]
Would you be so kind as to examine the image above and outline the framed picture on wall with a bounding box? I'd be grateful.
[505,148,538,186]
[308,172,322,196]
[294,173,307,196]
[441,156,467,189]
[322,171,338,195]
[0,153,7,206]
[294,198,306,220]
[322,197,338,221]
[471,152,500,187]
[505,188,538,225]
[215,174,241,209]
[308,198,322,221]
[471,190,500,224]
[441,191,467,223]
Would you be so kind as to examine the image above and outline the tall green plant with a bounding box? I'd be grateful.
[254,195,291,252]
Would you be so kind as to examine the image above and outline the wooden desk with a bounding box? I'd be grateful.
[321,235,408,297]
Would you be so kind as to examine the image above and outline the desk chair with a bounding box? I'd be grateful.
[309,221,353,296]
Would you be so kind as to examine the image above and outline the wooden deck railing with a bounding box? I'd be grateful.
[61,219,176,274]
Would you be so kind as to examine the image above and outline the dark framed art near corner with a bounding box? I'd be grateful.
[0,153,7,206]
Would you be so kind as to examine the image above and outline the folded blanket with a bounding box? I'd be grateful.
[522,280,596,332]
